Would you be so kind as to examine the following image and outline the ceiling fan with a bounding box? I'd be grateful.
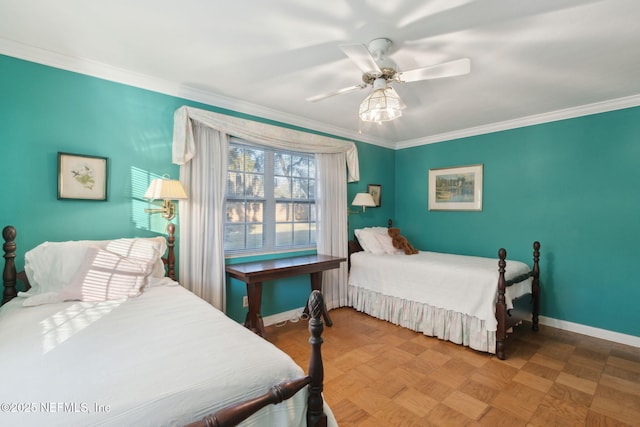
[306,38,471,123]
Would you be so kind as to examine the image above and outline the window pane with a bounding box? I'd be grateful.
[274,153,291,176]
[246,202,264,223]
[244,173,264,197]
[224,224,245,250]
[227,172,245,197]
[228,146,244,171]
[294,203,309,222]
[310,225,316,244]
[294,223,310,245]
[308,158,316,179]
[226,201,245,223]
[275,223,293,246]
[275,202,292,222]
[244,148,264,173]
[246,224,263,249]
[274,177,291,198]
[308,179,316,199]
[291,156,308,178]
[292,178,309,199]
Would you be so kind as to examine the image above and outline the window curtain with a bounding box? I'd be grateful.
[177,124,228,311]
[172,106,359,311]
[315,153,348,309]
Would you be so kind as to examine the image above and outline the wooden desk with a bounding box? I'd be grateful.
[226,254,346,337]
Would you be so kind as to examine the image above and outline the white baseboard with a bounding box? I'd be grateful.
[263,307,305,327]
[263,309,640,348]
[538,316,640,348]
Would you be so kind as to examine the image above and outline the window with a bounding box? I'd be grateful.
[225,139,316,253]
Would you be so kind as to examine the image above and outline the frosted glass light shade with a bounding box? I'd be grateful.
[359,87,405,123]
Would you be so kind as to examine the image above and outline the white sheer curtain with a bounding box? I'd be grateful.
[177,124,228,311]
[172,106,358,312]
[316,153,348,309]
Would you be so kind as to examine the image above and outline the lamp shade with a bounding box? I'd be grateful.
[144,179,188,200]
[352,192,376,208]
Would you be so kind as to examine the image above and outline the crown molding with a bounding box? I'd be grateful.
[3,37,637,152]
[395,94,640,150]
[0,38,387,146]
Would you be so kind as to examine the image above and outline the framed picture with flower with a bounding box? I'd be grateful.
[58,152,108,200]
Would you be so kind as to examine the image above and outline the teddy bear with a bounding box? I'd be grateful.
[388,227,418,255]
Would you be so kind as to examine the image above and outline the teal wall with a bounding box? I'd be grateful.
[395,108,640,337]
[0,55,183,248]
[0,54,391,321]
[3,53,637,338]
[347,140,396,238]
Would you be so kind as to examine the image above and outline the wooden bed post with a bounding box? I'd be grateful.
[166,223,176,281]
[496,248,508,360]
[185,290,327,427]
[2,226,18,306]
[531,241,541,332]
[307,290,328,427]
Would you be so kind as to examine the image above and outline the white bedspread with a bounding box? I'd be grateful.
[0,284,335,426]
[348,251,532,332]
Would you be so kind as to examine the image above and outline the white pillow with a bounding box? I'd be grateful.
[106,237,167,278]
[24,241,95,296]
[23,237,167,296]
[60,247,152,302]
[354,227,388,254]
[356,227,389,236]
[374,233,403,255]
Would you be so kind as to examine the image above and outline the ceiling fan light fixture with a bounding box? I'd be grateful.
[359,86,405,123]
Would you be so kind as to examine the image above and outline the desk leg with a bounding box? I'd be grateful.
[304,271,333,327]
[245,282,265,337]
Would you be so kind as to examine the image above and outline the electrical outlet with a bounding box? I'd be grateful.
[242,296,248,307]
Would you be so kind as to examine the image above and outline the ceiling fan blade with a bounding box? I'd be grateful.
[339,43,382,75]
[306,84,367,102]
[397,58,471,83]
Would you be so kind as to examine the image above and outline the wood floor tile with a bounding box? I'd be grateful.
[458,378,500,404]
[599,373,640,397]
[392,387,438,417]
[529,394,590,426]
[442,390,488,420]
[426,403,473,426]
[608,354,640,374]
[478,407,528,426]
[555,371,599,395]
[547,382,593,407]
[264,307,640,426]
[511,369,554,393]
[585,409,636,427]
[590,395,640,426]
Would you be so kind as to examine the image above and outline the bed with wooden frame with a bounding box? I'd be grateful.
[1,224,332,427]
[347,220,540,360]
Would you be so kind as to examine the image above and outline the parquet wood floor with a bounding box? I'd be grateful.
[266,308,640,426]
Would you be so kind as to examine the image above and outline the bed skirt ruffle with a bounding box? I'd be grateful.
[348,285,496,354]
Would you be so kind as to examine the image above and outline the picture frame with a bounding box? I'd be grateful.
[367,184,381,207]
[428,164,483,211]
[58,152,108,201]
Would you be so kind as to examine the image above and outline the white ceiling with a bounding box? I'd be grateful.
[2,0,640,149]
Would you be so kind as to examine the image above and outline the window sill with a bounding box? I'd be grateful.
[225,247,317,261]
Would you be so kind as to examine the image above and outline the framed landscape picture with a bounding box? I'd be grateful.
[58,152,108,200]
[428,164,483,211]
